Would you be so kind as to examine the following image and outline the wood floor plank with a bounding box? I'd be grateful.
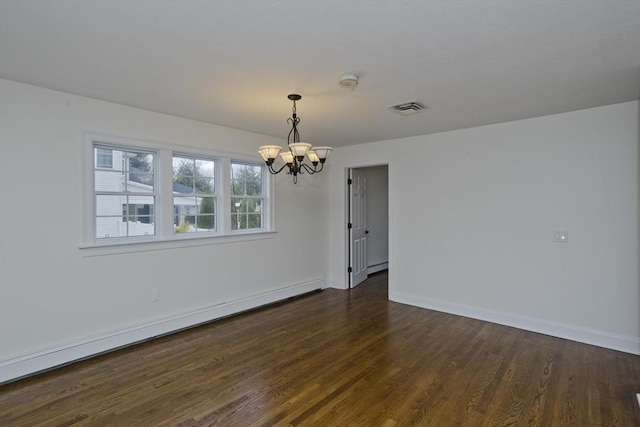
[1,271,639,426]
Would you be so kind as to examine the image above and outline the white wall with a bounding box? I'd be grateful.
[0,80,329,381]
[328,101,639,354]
[1,79,637,384]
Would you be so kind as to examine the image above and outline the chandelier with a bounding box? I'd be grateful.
[258,94,332,184]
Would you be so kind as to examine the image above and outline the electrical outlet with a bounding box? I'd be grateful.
[553,230,569,243]
[152,289,160,302]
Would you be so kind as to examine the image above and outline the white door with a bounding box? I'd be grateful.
[349,168,368,287]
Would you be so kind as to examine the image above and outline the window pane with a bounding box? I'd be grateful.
[194,177,214,194]
[245,165,262,196]
[248,213,262,229]
[229,162,265,231]
[96,195,126,217]
[96,194,155,239]
[128,153,153,174]
[174,195,198,232]
[91,143,271,242]
[231,197,245,213]
[231,212,262,231]
[127,221,155,237]
[174,195,216,233]
[173,156,192,175]
[173,175,194,194]
[96,148,113,169]
[231,179,244,196]
[95,169,124,192]
[95,148,152,173]
[196,197,216,230]
[94,144,156,239]
[230,197,263,230]
[128,172,154,188]
[230,163,246,195]
[231,162,263,196]
[96,216,121,239]
[173,156,215,194]
[172,154,218,234]
[196,159,215,178]
[95,147,155,190]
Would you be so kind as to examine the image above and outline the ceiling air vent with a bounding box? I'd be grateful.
[388,101,426,116]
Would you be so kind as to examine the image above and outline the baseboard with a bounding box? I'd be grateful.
[0,278,324,384]
[325,279,347,290]
[389,291,640,355]
[367,262,388,275]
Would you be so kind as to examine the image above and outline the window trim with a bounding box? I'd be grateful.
[93,143,158,241]
[172,152,219,235]
[230,160,268,232]
[82,133,275,255]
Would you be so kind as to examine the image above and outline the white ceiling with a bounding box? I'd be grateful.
[1,0,638,148]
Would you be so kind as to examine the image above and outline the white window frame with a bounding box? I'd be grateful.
[81,133,275,256]
[172,153,219,236]
[230,160,268,233]
[92,143,158,243]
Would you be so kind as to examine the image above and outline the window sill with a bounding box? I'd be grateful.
[78,231,277,257]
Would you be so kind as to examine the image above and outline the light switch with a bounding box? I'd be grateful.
[553,230,569,243]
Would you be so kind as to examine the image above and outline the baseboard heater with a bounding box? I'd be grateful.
[0,278,324,384]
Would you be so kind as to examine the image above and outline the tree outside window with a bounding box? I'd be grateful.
[231,162,263,230]
[173,156,216,232]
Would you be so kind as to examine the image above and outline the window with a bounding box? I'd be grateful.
[94,145,156,239]
[96,148,113,169]
[172,155,217,233]
[122,204,154,224]
[231,162,264,231]
[86,136,272,248]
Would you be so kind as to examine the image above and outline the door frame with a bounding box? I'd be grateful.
[345,163,389,289]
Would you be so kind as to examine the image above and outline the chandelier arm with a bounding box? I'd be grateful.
[299,162,317,174]
[268,162,290,175]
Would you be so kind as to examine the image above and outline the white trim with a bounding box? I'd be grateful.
[325,279,347,290]
[84,131,262,163]
[344,162,391,291]
[367,262,388,275]
[389,291,640,355]
[79,231,277,256]
[0,278,324,384]
[82,132,274,251]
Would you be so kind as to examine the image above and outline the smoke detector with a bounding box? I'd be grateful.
[339,73,359,89]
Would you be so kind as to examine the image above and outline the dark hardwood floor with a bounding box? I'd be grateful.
[1,271,639,426]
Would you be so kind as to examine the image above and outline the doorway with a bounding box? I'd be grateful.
[347,165,389,289]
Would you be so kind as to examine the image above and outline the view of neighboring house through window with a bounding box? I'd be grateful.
[89,138,270,246]
[94,145,156,239]
[231,162,263,230]
[96,148,113,169]
[172,155,217,233]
